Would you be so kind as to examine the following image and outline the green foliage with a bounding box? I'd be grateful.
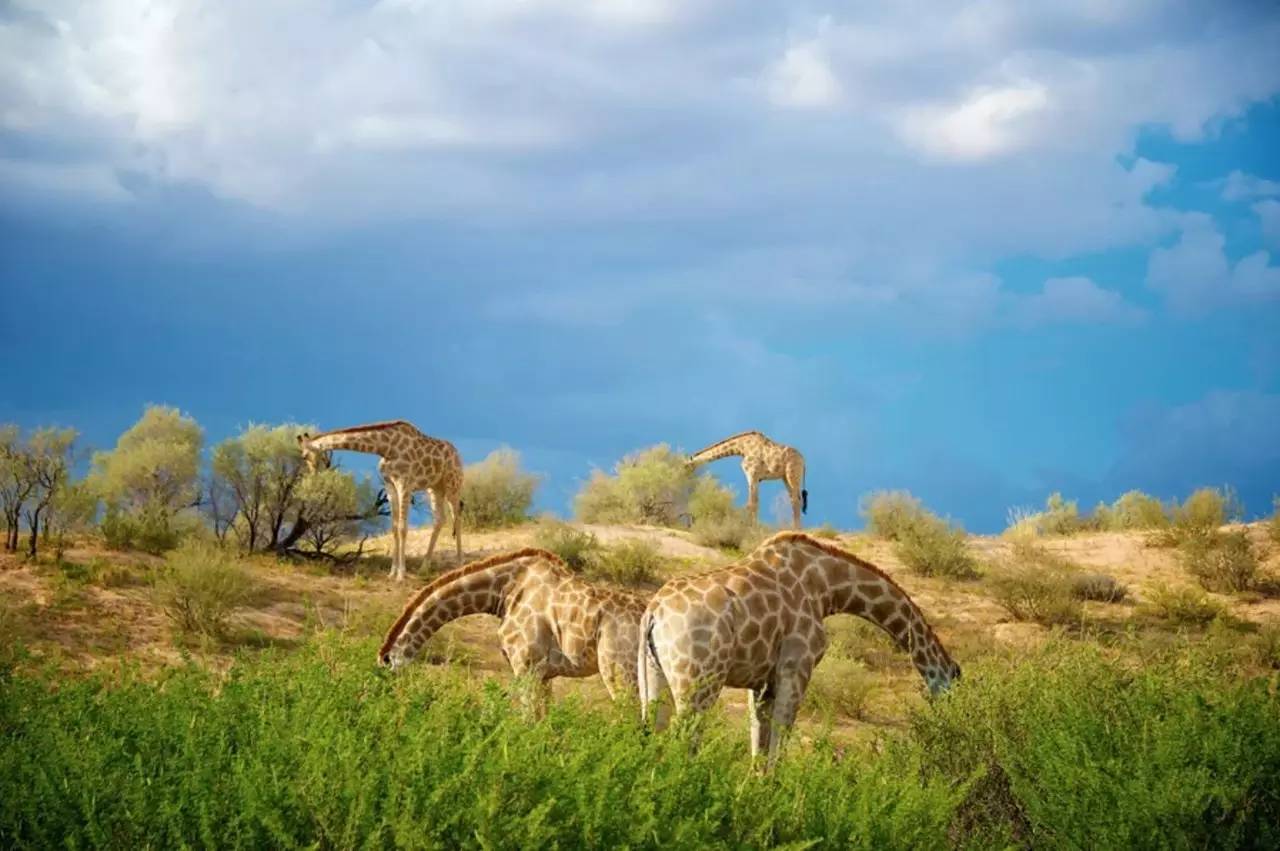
[460,448,539,529]
[860,490,925,540]
[588,538,663,586]
[1108,490,1171,530]
[690,511,769,553]
[1143,585,1226,626]
[1070,573,1128,603]
[575,445,734,528]
[859,490,977,579]
[811,522,842,540]
[101,500,185,554]
[896,514,979,579]
[1004,492,1085,537]
[2,637,1276,848]
[802,656,875,723]
[988,565,1083,626]
[1269,497,1280,545]
[1181,529,1259,594]
[1153,486,1239,549]
[151,540,253,637]
[533,521,600,571]
[909,643,1280,848]
[92,405,203,517]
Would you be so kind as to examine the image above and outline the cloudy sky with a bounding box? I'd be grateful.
[2,0,1279,531]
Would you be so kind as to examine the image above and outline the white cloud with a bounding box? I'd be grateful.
[897,80,1050,160]
[764,38,843,109]
[1220,170,1280,201]
[1146,213,1280,313]
[1011,276,1145,327]
[1254,199,1280,249]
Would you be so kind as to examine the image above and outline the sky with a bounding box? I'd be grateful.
[1,0,1279,532]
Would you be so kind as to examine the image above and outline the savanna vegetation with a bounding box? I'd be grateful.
[3,407,1280,848]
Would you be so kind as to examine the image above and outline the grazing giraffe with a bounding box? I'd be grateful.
[638,532,959,766]
[379,548,657,716]
[297,420,462,581]
[686,431,807,528]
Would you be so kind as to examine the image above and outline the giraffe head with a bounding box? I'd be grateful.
[295,432,332,474]
[921,646,961,696]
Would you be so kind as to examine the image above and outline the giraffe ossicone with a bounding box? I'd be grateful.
[297,419,463,581]
[639,531,959,767]
[686,431,808,529]
[380,547,661,716]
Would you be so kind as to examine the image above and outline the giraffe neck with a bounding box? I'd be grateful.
[688,433,761,466]
[380,561,524,663]
[817,555,956,692]
[308,430,390,457]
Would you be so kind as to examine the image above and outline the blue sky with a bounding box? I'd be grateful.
[2,1,1278,532]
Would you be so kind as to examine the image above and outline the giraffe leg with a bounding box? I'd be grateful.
[451,493,462,559]
[745,473,760,522]
[748,685,774,762]
[395,482,411,581]
[423,490,445,569]
[764,664,812,769]
[789,482,803,530]
[386,484,403,580]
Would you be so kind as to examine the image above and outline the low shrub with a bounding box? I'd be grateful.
[1181,529,1258,593]
[1152,486,1240,548]
[1108,490,1170,530]
[101,502,183,554]
[691,514,770,554]
[532,521,600,572]
[1143,585,1225,626]
[860,490,925,541]
[802,656,876,723]
[3,637,1277,848]
[1003,492,1085,537]
[896,515,979,580]
[1269,496,1280,545]
[575,445,731,528]
[811,523,841,540]
[988,565,1082,626]
[1070,573,1128,603]
[588,538,663,586]
[151,540,253,637]
[459,448,539,529]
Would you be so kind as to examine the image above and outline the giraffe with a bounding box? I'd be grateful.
[379,547,658,716]
[686,431,807,529]
[297,420,463,581]
[638,531,959,767]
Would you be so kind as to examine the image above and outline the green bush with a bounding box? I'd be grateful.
[100,501,184,554]
[860,490,925,540]
[588,538,663,586]
[811,522,841,540]
[896,514,979,580]
[1181,530,1258,594]
[1003,492,1085,537]
[532,521,600,571]
[1269,496,1280,545]
[1070,573,1128,603]
[1108,490,1170,530]
[1143,585,1225,626]
[151,540,252,637]
[690,510,768,553]
[988,565,1083,626]
[2,636,1276,848]
[1156,486,1240,548]
[575,445,734,528]
[460,448,539,529]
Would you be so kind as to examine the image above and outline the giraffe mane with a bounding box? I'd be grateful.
[316,419,415,437]
[690,430,765,455]
[379,548,564,656]
[756,531,954,658]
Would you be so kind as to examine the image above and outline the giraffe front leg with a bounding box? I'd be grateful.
[395,482,411,581]
[764,665,811,770]
[451,494,462,559]
[423,490,445,569]
[745,474,760,522]
[748,685,774,763]
[386,484,403,580]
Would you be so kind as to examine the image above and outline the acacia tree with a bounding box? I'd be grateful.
[0,425,36,552]
[21,428,78,557]
[211,423,386,556]
[91,406,203,551]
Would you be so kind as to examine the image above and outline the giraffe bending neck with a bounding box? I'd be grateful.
[307,422,409,456]
[687,431,762,466]
[379,549,548,667]
[786,534,956,693]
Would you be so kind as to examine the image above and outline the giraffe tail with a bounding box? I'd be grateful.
[638,611,661,725]
[802,470,808,515]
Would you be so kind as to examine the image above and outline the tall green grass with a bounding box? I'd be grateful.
[2,635,1277,849]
